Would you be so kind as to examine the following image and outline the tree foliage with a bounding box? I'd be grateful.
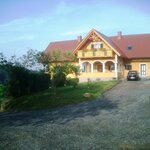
[0,48,79,98]
[37,50,80,89]
[14,49,43,70]
[0,51,50,98]
[8,66,50,97]
[0,53,7,65]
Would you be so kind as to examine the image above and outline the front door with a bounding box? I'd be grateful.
[140,64,146,76]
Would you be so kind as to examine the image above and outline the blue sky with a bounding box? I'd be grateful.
[0,0,150,58]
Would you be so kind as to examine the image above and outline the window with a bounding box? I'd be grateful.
[100,43,103,48]
[127,45,132,50]
[125,64,132,70]
[91,44,94,49]
[91,42,103,49]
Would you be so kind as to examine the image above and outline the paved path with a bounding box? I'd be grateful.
[0,79,150,150]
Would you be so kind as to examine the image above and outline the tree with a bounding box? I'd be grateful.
[0,53,7,65]
[19,49,43,70]
[0,52,50,98]
[43,50,79,77]
[38,50,79,95]
[36,51,51,72]
[8,55,21,66]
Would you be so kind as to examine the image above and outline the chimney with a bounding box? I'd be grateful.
[77,36,82,42]
[117,31,122,40]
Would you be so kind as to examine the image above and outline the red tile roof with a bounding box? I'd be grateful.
[110,34,150,59]
[45,40,80,61]
[45,40,79,54]
[45,30,150,59]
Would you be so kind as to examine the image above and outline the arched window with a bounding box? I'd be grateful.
[82,62,91,72]
[105,61,115,72]
[93,61,103,72]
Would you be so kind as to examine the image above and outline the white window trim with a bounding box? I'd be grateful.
[93,42,103,49]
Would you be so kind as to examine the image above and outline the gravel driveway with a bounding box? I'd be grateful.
[0,79,150,150]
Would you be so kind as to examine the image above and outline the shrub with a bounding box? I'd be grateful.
[8,66,30,97]
[52,72,66,87]
[0,84,6,99]
[66,78,79,88]
[29,72,50,93]
[0,69,9,84]
[8,66,50,97]
[0,84,7,110]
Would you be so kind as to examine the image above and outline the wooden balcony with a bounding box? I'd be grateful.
[77,50,113,58]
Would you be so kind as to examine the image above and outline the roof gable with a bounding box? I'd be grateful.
[73,29,121,56]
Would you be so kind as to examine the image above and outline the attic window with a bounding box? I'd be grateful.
[127,45,132,50]
[91,42,103,49]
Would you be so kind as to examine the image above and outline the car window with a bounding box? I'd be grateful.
[128,71,137,75]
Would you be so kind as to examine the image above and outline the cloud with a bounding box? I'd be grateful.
[0,34,36,44]
[54,1,76,15]
[62,27,91,36]
[0,17,42,44]
[13,35,36,41]
[0,15,53,45]
[0,16,48,32]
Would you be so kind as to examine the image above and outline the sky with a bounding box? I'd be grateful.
[0,0,150,58]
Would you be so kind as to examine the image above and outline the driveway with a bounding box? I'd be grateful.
[0,79,150,150]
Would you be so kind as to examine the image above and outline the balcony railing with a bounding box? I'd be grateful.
[77,50,113,58]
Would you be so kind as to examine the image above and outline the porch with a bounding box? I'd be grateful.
[78,57,122,82]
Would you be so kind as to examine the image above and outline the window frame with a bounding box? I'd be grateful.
[91,42,103,49]
[125,64,132,70]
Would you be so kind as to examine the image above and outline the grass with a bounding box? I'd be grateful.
[2,80,118,112]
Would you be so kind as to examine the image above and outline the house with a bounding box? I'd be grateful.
[45,29,150,82]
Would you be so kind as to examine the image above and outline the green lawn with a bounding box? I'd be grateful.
[2,80,118,112]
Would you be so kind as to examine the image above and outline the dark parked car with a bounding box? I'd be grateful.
[127,70,140,81]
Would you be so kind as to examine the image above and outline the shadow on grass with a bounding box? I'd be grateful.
[0,97,118,127]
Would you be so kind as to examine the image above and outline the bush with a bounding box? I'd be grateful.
[29,72,50,93]
[8,66,50,97]
[0,84,6,99]
[0,69,9,84]
[0,84,7,110]
[66,78,79,88]
[52,72,66,87]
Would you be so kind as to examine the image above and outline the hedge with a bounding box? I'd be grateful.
[8,66,50,97]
